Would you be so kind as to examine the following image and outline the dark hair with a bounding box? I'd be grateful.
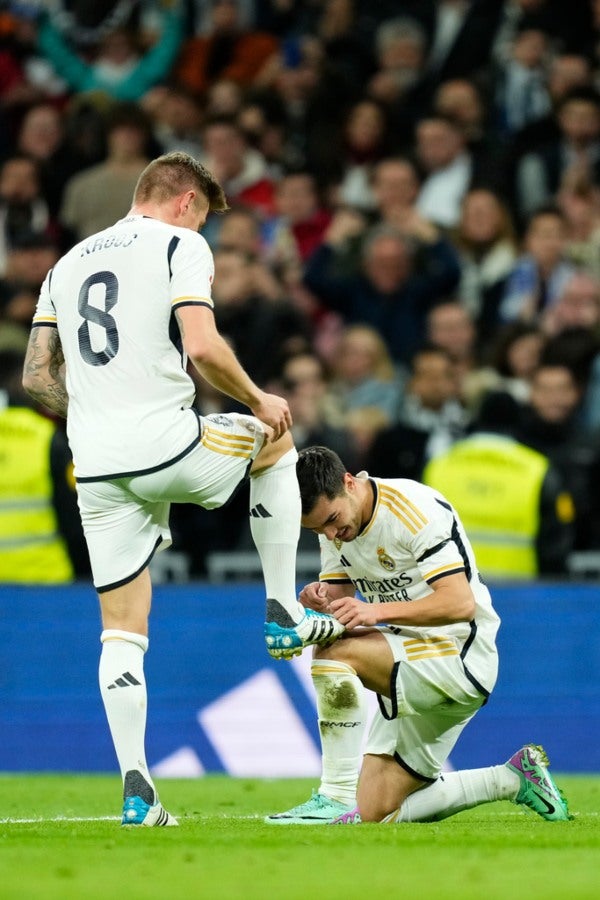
[133,151,229,213]
[296,446,347,515]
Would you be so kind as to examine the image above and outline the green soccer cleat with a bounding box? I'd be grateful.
[506,744,572,821]
[265,791,356,824]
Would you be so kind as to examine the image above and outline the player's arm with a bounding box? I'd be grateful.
[329,572,475,629]
[22,325,68,418]
[175,305,292,439]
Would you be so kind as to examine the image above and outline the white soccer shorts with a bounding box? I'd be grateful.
[76,413,266,592]
[365,626,498,782]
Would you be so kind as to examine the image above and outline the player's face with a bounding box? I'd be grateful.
[302,478,367,543]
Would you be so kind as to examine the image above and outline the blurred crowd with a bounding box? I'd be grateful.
[2,0,600,582]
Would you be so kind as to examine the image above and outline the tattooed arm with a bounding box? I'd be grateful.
[22,326,69,418]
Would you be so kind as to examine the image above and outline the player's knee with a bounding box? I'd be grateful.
[252,431,295,472]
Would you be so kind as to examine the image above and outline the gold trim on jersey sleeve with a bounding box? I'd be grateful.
[32,315,57,326]
[424,561,464,581]
[201,425,255,458]
[319,572,351,582]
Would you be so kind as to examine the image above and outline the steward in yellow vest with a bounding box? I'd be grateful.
[424,433,575,579]
[0,350,89,583]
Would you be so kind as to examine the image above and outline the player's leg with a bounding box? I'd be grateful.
[77,479,177,826]
[250,432,345,657]
[266,656,369,823]
[383,745,571,823]
[267,630,393,822]
[98,573,176,825]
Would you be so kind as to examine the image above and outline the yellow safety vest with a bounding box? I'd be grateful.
[424,435,549,579]
[0,406,74,583]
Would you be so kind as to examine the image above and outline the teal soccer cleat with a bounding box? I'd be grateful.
[506,744,572,821]
[121,795,179,827]
[264,602,345,660]
[266,792,356,824]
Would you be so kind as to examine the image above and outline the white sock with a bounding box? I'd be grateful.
[99,629,156,801]
[385,765,520,823]
[250,447,304,623]
[312,659,368,806]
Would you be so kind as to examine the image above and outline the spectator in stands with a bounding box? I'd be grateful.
[557,171,600,280]
[367,344,468,481]
[174,0,279,97]
[414,114,475,229]
[423,419,575,580]
[0,154,56,277]
[515,361,600,551]
[263,169,332,276]
[59,102,153,241]
[453,187,518,344]
[200,115,277,220]
[507,52,593,167]
[14,102,87,219]
[303,219,461,366]
[426,301,480,397]
[367,155,445,256]
[493,17,552,141]
[36,0,184,102]
[466,321,546,418]
[0,348,89,583]
[142,83,204,159]
[332,98,393,211]
[364,15,430,142]
[499,206,577,324]
[540,271,600,338]
[432,78,499,174]
[515,88,600,221]
[322,323,404,429]
[279,350,359,472]
[416,0,504,85]
[212,246,311,385]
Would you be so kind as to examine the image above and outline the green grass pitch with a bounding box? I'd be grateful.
[0,774,598,900]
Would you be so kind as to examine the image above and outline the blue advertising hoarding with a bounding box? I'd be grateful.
[0,582,598,774]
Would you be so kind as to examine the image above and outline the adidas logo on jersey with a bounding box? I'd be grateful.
[107,671,141,690]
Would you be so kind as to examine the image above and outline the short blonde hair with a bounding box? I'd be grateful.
[133,151,229,213]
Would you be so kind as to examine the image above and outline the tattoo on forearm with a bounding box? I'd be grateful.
[24,328,69,418]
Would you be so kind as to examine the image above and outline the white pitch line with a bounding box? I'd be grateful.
[0,813,261,825]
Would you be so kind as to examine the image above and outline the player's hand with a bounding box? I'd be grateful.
[330,597,380,629]
[251,391,292,441]
[299,582,331,613]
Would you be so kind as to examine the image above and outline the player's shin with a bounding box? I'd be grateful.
[250,447,305,623]
[312,659,368,805]
[99,629,157,802]
[383,766,519,822]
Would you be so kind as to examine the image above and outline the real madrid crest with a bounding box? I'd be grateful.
[377,546,395,571]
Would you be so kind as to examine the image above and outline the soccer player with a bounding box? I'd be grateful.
[266,446,571,825]
[22,152,342,827]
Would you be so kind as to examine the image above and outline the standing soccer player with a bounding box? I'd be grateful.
[22,152,342,826]
[266,446,571,825]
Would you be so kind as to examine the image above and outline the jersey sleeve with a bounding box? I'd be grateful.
[408,498,467,585]
[170,231,215,312]
[32,269,57,327]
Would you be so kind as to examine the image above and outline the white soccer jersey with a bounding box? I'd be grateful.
[33,215,214,479]
[318,473,500,696]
